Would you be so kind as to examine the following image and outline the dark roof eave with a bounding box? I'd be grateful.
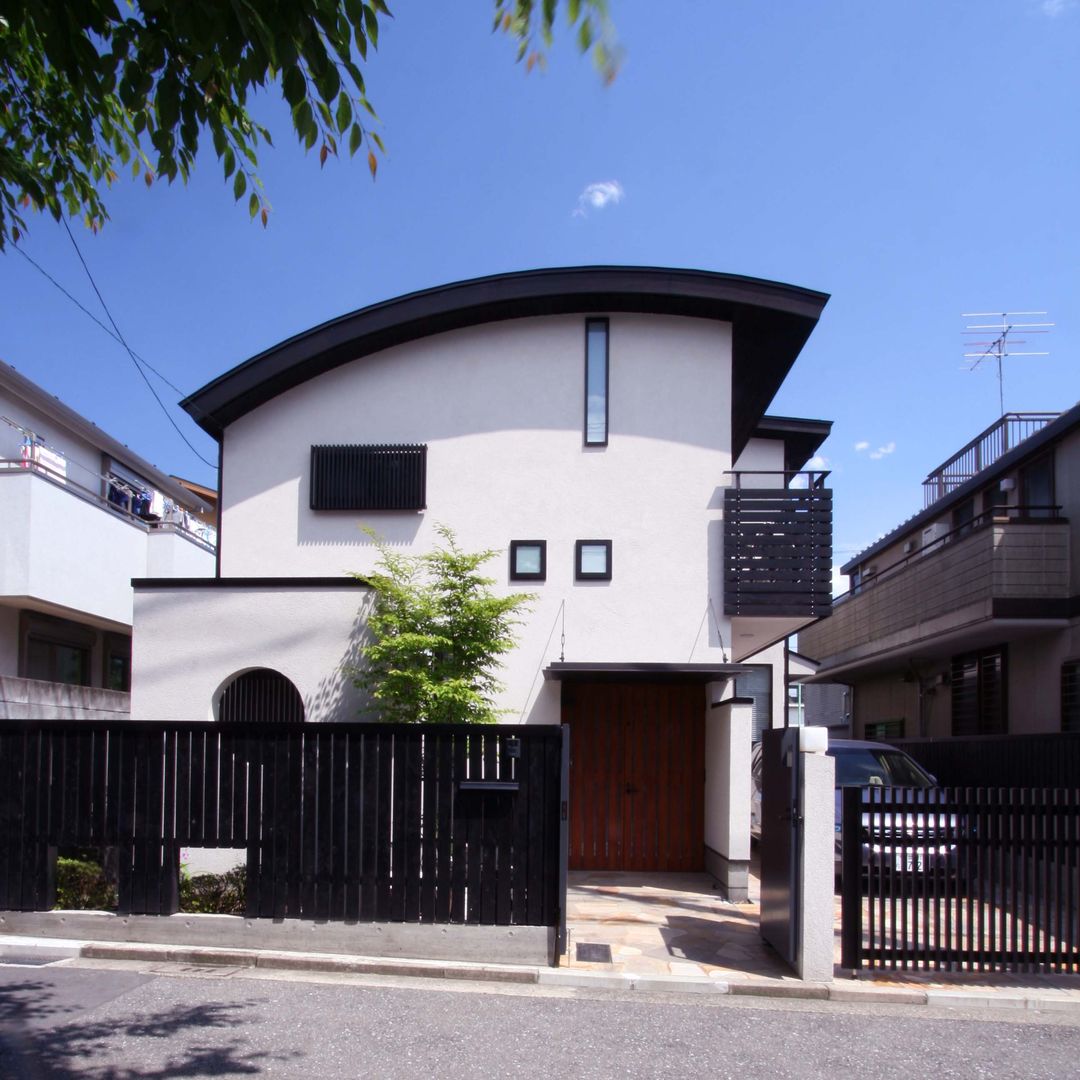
[182,267,828,457]
[752,415,833,471]
[841,400,1080,573]
[544,661,751,684]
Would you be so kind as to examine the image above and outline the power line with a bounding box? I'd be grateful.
[27,221,217,472]
[11,242,190,400]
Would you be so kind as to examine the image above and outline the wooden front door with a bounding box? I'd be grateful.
[563,681,704,872]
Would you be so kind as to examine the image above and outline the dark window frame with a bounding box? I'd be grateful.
[509,540,547,582]
[1020,451,1055,519]
[583,318,609,447]
[310,443,427,511]
[102,631,132,692]
[18,611,96,688]
[951,645,1007,736]
[1062,660,1080,734]
[575,539,612,581]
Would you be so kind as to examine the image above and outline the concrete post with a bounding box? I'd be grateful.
[797,727,836,982]
[703,690,753,901]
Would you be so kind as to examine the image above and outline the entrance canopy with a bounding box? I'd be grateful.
[544,662,750,684]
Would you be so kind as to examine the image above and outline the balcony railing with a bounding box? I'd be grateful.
[799,509,1069,664]
[723,471,833,619]
[922,413,1059,508]
[0,457,216,553]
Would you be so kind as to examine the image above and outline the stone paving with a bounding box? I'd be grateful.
[564,867,1080,1002]
[565,869,797,984]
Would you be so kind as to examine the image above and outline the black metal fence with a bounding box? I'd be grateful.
[892,733,1080,788]
[0,720,566,934]
[840,786,1079,973]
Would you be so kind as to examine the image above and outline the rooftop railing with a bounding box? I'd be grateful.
[922,413,1059,508]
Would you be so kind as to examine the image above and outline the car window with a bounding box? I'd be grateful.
[829,748,934,788]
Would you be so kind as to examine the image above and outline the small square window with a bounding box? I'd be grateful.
[575,539,612,581]
[510,540,546,582]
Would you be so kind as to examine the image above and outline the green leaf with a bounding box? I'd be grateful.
[335,92,352,134]
[363,6,379,46]
[223,147,236,178]
[248,191,259,218]
[282,65,306,109]
[348,122,362,156]
[233,170,246,200]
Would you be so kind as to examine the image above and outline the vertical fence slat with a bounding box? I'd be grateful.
[0,720,565,936]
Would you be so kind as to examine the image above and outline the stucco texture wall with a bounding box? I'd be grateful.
[132,585,371,723]
[210,313,734,723]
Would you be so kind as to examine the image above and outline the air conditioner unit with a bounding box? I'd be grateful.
[920,521,950,552]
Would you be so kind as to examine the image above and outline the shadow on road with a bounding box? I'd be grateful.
[0,977,296,1078]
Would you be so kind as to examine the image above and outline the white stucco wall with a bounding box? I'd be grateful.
[731,437,787,487]
[131,584,372,722]
[0,385,104,489]
[145,528,216,579]
[202,313,736,723]
[1,471,146,626]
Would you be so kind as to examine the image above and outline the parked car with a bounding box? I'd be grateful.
[751,737,959,880]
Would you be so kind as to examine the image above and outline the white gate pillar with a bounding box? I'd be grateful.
[797,727,836,981]
[703,690,753,901]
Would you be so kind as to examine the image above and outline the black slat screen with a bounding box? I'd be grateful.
[310,444,427,510]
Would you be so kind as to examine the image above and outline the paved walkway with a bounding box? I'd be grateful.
[563,867,1080,1008]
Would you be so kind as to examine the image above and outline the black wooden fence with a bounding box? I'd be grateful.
[840,786,1079,973]
[0,721,567,937]
[892,733,1080,789]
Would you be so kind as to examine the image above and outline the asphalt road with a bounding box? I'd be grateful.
[1,957,1079,1080]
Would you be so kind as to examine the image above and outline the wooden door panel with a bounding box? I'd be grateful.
[564,682,704,872]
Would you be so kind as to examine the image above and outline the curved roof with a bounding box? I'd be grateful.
[182,266,829,456]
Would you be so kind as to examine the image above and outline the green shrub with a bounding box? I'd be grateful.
[55,856,117,911]
[179,866,246,915]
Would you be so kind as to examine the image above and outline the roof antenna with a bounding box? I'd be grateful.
[962,311,1052,416]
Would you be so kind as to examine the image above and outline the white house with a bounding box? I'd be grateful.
[0,360,216,719]
[130,267,833,897]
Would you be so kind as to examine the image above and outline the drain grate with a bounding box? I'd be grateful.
[575,942,613,964]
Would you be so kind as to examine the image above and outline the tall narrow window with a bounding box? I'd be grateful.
[951,647,1006,736]
[584,318,609,446]
[1020,452,1055,519]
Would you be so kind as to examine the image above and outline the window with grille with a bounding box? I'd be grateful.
[1062,661,1080,733]
[951,647,1006,736]
[865,719,905,741]
[219,669,304,724]
[310,444,427,511]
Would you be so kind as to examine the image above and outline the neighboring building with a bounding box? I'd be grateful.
[0,360,216,719]
[129,267,833,891]
[800,409,1080,740]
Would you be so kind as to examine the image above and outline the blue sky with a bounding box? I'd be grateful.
[2,0,1078,581]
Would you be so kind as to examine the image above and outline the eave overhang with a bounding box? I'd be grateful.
[544,661,750,684]
[182,267,829,459]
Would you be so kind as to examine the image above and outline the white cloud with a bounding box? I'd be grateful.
[1040,0,1075,16]
[869,440,896,461]
[807,454,829,470]
[573,180,625,217]
[854,440,870,452]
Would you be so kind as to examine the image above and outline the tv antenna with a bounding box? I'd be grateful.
[962,311,1052,416]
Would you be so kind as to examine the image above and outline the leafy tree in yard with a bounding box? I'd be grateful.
[0,0,619,248]
[354,525,533,725]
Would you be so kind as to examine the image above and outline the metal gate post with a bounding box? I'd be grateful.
[840,785,863,969]
[555,724,570,965]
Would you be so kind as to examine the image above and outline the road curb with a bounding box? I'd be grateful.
[50,940,1080,1014]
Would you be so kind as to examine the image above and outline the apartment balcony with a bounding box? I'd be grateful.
[723,472,832,660]
[800,513,1070,678]
[0,463,215,627]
